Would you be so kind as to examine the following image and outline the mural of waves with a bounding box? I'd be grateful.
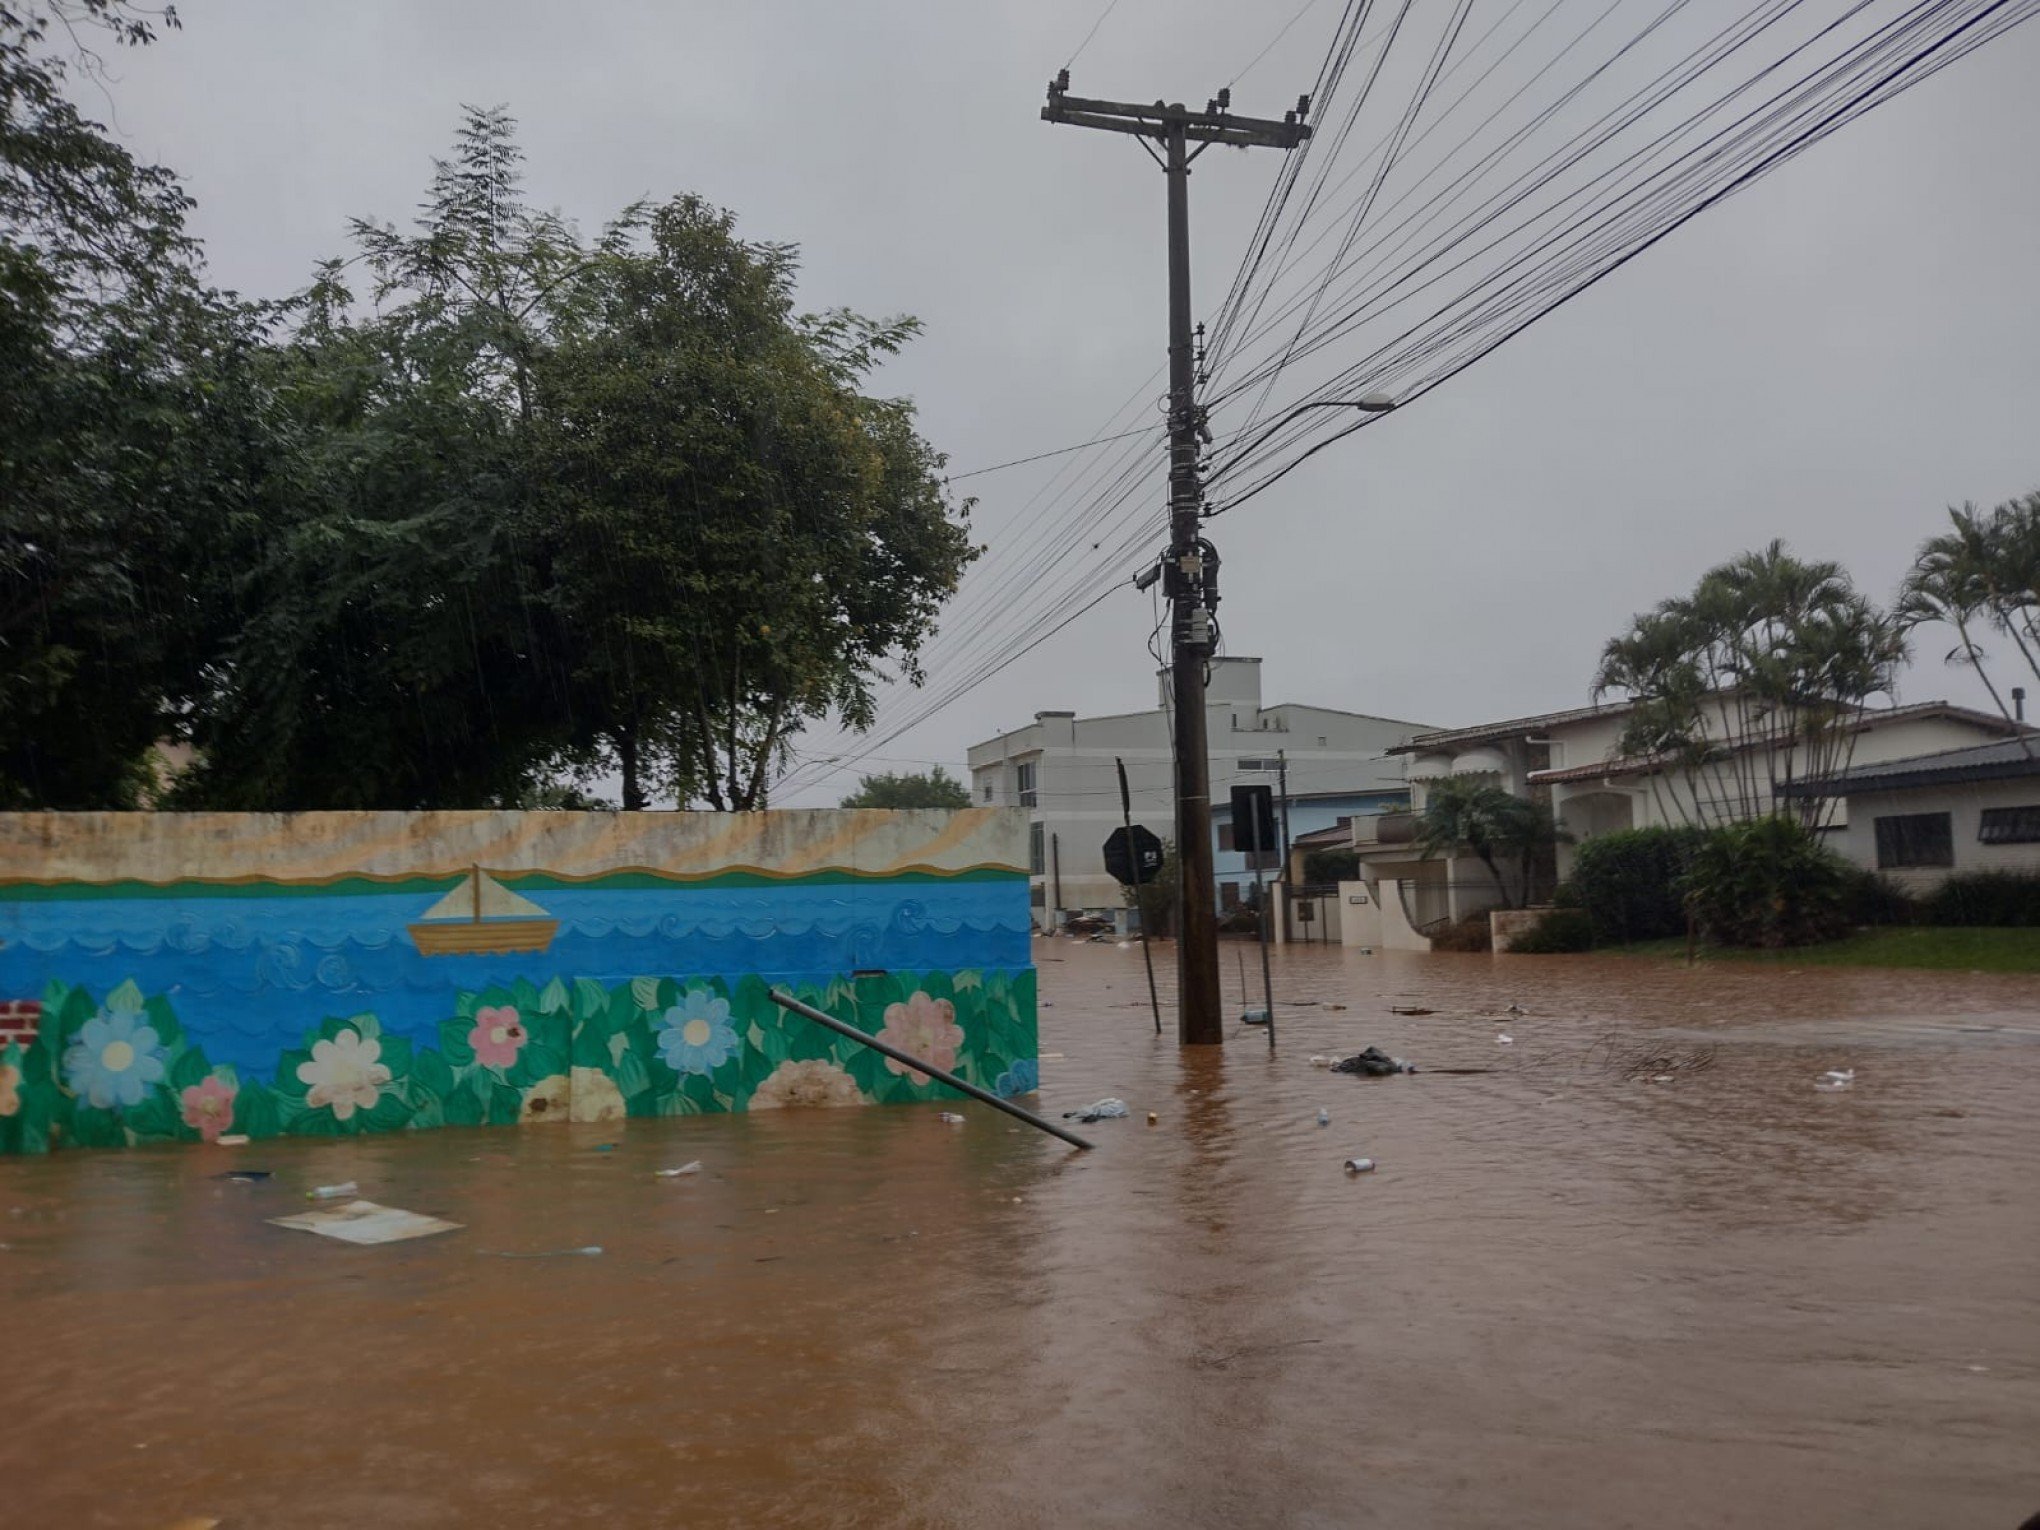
[0,874,1033,1077]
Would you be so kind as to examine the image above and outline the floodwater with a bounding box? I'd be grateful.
[2,943,2036,1529]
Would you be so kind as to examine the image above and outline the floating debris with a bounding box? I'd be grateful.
[1063,1098,1130,1123]
[478,1245,603,1259]
[1331,1047,1415,1077]
[270,1201,461,1246]
[655,1161,703,1178]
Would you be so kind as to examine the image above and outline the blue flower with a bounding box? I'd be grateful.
[994,1058,1040,1099]
[656,990,739,1076]
[64,1005,167,1109]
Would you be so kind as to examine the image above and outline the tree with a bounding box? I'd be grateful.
[1414,777,1565,909]
[169,107,974,811]
[0,2,271,808]
[1123,837,1179,937]
[1593,541,1907,830]
[1899,496,2040,755]
[523,188,975,809]
[839,766,971,809]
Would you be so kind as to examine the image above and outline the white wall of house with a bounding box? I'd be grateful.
[1538,708,2023,875]
[1828,777,2040,892]
[967,658,1431,928]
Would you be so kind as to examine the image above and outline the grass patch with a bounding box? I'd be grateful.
[1611,926,2040,973]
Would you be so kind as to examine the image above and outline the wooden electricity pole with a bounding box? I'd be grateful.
[1042,73,1310,1045]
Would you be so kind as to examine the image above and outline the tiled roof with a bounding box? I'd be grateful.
[1776,737,2040,795]
[1523,702,2028,785]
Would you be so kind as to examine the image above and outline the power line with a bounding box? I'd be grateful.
[943,426,1153,483]
[1066,0,1126,68]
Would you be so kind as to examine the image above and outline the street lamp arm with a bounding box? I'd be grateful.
[1203,394,1395,496]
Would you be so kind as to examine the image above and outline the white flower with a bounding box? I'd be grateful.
[748,1059,868,1111]
[519,1073,571,1124]
[296,1029,391,1121]
[569,1066,627,1123]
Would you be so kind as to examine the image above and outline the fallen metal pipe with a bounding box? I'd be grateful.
[767,989,1095,1151]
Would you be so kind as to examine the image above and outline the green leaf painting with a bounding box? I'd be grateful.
[0,968,1035,1155]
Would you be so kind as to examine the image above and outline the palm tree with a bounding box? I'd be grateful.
[1596,541,1908,828]
[1414,778,1566,909]
[1900,499,2039,756]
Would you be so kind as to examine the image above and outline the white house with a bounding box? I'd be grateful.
[1337,697,2027,949]
[1781,739,2040,891]
[966,657,1431,929]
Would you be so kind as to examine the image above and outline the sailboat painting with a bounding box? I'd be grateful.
[406,867,559,956]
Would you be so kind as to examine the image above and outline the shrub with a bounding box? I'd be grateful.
[1506,907,1595,954]
[1922,871,2040,927]
[1428,912,1494,952]
[1303,847,1360,885]
[1563,826,1708,943]
[1684,816,1850,948]
[1837,865,1918,927]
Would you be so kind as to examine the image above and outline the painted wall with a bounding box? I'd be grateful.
[1828,779,2040,892]
[0,810,1037,1155]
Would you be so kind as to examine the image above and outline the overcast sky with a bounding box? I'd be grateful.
[94,1,2040,804]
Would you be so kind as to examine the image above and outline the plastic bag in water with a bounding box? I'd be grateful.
[1063,1097,1130,1123]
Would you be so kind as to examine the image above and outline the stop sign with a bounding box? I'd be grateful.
[1103,824,1165,886]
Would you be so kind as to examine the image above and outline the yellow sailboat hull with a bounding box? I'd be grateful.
[406,918,559,956]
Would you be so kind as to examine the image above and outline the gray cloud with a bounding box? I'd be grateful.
[100,1,2040,800]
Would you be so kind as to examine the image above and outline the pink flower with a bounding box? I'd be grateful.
[468,1005,528,1070]
[875,991,965,1084]
[180,1075,238,1141]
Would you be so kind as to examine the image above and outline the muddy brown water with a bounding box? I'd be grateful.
[1,942,2036,1528]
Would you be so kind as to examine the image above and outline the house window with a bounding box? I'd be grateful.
[1875,812,1953,869]
[1978,805,2040,844]
[1217,824,1277,867]
[1016,761,1038,808]
[1028,822,1045,875]
[980,779,994,803]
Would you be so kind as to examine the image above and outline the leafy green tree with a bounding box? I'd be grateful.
[1899,496,2040,754]
[1123,837,1179,937]
[171,107,974,811]
[1594,541,1907,830]
[839,766,971,809]
[524,190,975,809]
[0,2,270,808]
[1414,777,1565,909]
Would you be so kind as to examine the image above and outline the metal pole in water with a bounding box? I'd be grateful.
[1118,756,1163,1037]
[1249,816,1276,1054]
[767,990,1096,1150]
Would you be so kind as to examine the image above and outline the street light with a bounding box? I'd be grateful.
[1202,392,1400,518]
[1207,394,1396,486]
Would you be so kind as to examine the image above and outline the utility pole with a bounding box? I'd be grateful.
[1043,73,1310,1046]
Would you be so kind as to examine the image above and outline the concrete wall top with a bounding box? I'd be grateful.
[0,808,1029,885]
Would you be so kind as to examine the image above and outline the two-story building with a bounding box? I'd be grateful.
[1339,697,2027,948]
[966,657,1431,930]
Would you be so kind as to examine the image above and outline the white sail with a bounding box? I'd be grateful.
[416,869,550,923]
